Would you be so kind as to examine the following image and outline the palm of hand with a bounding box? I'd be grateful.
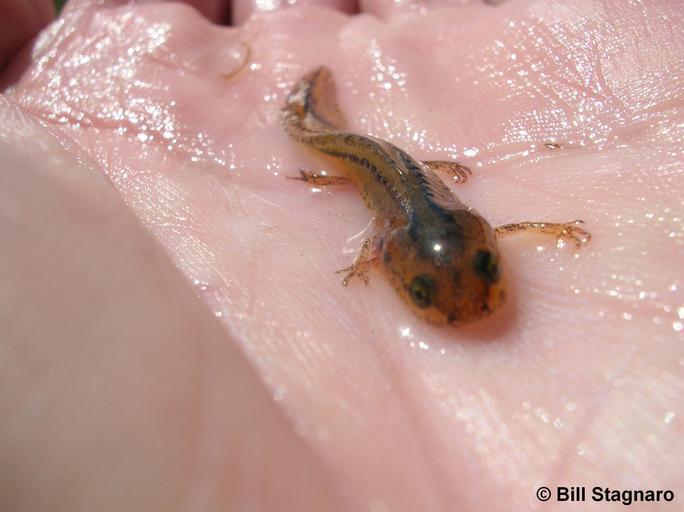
[1,0,682,510]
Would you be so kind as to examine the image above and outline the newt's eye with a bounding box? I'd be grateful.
[474,250,500,283]
[409,274,435,309]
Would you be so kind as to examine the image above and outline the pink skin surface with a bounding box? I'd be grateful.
[1,0,683,510]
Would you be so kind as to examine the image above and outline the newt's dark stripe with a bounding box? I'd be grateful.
[322,148,403,205]
[395,149,455,220]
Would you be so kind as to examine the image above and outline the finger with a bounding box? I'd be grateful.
[0,0,54,72]
[181,0,231,23]
[63,0,230,23]
[360,0,481,20]
[232,0,358,26]
[0,98,342,510]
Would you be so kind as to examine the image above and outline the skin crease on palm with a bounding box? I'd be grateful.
[0,0,683,510]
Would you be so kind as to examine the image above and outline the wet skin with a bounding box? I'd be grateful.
[1,0,683,511]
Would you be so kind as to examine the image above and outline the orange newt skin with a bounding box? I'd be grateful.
[281,67,590,326]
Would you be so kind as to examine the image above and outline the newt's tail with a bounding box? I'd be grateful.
[280,66,348,142]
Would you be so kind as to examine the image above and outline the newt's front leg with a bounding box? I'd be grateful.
[336,237,379,286]
[495,220,591,248]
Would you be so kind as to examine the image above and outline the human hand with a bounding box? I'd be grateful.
[1,0,682,510]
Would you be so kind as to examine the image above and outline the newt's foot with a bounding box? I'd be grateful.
[335,237,376,286]
[336,264,369,287]
[422,160,472,184]
[556,220,592,248]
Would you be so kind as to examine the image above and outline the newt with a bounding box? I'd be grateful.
[281,67,590,326]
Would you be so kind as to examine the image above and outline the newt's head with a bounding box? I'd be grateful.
[381,211,507,326]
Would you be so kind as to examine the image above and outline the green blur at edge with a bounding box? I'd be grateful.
[55,0,67,14]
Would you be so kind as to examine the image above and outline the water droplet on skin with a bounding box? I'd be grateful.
[536,408,550,423]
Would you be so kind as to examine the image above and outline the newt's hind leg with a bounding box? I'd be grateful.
[422,160,472,184]
[287,169,351,186]
[495,220,591,249]
[336,237,379,286]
